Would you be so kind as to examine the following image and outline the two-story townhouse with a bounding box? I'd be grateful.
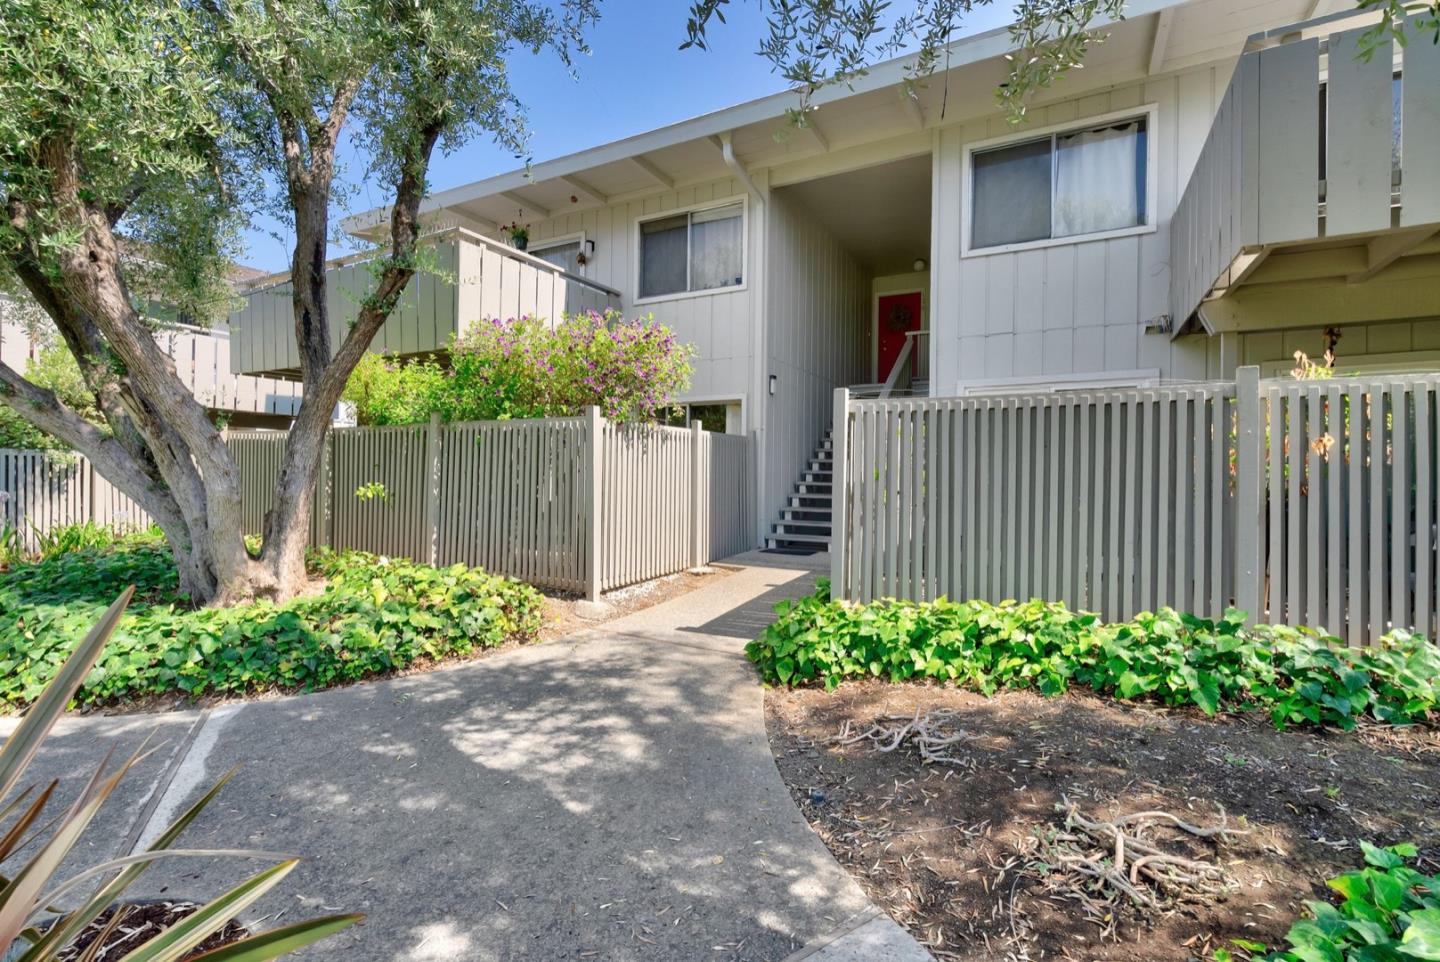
[226,0,1440,548]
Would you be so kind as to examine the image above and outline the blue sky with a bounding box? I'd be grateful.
[241,0,1016,271]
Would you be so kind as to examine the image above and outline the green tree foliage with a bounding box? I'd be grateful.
[0,338,99,450]
[344,311,695,425]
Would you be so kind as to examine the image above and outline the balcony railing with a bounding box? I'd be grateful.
[1169,10,1440,328]
[228,228,622,378]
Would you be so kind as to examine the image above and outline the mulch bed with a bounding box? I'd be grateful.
[48,900,246,961]
[765,683,1440,962]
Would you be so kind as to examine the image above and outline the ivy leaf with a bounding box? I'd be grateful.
[1400,909,1440,960]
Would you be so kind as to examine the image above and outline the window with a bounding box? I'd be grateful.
[969,114,1150,252]
[530,238,583,274]
[661,402,732,433]
[639,202,743,299]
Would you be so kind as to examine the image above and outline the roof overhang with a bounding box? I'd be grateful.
[344,0,1332,242]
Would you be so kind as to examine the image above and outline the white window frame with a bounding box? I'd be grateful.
[528,231,588,276]
[633,197,749,305]
[961,104,1160,258]
[664,394,748,434]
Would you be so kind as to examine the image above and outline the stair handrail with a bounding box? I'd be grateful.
[879,330,928,399]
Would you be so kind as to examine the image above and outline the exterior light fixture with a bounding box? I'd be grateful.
[768,375,777,396]
[912,258,927,272]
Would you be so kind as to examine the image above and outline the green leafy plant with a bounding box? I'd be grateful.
[353,482,390,503]
[1214,843,1440,962]
[343,310,695,426]
[0,522,21,570]
[747,580,1440,730]
[32,521,121,560]
[0,589,360,960]
[0,539,543,710]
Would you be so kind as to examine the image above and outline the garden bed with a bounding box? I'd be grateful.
[766,682,1440,962]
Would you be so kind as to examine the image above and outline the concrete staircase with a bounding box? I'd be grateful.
[765,431,834,552]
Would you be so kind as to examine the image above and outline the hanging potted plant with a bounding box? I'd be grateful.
[502,220,530,251]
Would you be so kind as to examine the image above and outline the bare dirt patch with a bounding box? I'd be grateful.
[765,682,1440,962]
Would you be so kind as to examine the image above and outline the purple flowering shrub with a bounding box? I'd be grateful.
[343,311,694,425]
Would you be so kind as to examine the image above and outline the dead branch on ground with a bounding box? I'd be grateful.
[829,709,977,767]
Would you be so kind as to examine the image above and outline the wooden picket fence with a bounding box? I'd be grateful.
[0,450,151,552]
[228,411,754,598]
[3,411,754,598]
[831,368,1440,645]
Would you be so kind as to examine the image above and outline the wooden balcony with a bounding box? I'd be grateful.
[1170,10,1440,335]
[228,228,622,378]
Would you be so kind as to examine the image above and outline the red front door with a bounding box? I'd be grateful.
[877,291,922,381]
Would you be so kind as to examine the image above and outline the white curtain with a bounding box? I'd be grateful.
[1053,121,1141,237]
[689,203,743,291]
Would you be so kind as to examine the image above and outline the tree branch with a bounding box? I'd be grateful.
[0,359,186,534]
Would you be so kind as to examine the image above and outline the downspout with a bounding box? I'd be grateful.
[711,131,771,545]
[714,132,769,204]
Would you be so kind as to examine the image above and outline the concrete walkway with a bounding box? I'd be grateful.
[10,555,932,962]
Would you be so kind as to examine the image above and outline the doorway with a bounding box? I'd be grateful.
[876,290,923,382]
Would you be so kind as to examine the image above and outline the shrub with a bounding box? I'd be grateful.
[1215,843,1440,961]
[344,310,695,425]
[747,580,1440,729]
[0,541,543,710]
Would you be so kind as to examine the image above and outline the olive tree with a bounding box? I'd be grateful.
[0,0,593,603]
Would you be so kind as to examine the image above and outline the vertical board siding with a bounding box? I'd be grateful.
[834,373,1440,645]
[1170,27,1437,327]
[228,234,622,376]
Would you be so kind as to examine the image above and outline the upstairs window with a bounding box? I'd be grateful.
[969,113,1151,252]
[639,202,744,299]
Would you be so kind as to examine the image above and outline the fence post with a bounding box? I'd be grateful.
[830,387,850,600]
[423,412,443,566]
[584,405,603,601]
[690,420,704,569]
[316,432,333,548]
[1234,366,1264,622]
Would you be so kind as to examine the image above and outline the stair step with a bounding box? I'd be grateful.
[765,532,832,547]
[782,508,831,522]
[788,494,831,509]
[773,520,831,535]
[796,481,832,494]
